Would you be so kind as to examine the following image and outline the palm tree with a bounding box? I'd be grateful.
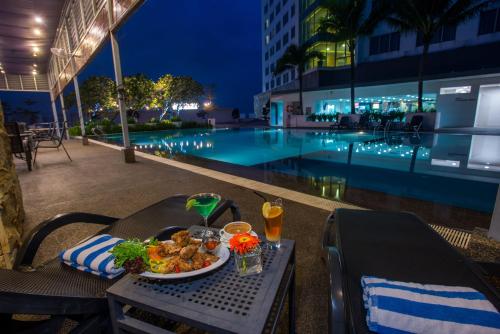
[319,0,387,114]
[387,0,490,112]
[274,44,323,115]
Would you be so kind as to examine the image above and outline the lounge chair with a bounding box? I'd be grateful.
[5,122,33,171]
[323,209,500,334]
[330,116,352,130]
[33,122,72,164]
[0,195,240,333]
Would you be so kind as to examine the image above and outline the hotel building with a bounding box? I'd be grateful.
[255,0,500,131]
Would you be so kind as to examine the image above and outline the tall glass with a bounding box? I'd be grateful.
[186,193,221,230]
[262,198,284,249]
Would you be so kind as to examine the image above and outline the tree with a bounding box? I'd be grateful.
[274,44,323,115]
[73,76,118,119]
[387,0,489,112]
[123,73,154,114]
[151,74,175,120]
[171,76,204,114]
[319,0,386,114]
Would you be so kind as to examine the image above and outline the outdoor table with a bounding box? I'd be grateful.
[107,225,296,334]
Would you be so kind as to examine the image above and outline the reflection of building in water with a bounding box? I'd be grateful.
[308,176,346,200]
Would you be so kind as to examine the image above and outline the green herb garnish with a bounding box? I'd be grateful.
[111,239,149,268]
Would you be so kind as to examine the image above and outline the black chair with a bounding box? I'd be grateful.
[356,114,370,130]
[33,122,71,164]
[330,116,352,130]
[323,209,500,334]
[4,122,32,171]
[0,195,241,333]
[406,115,424,132]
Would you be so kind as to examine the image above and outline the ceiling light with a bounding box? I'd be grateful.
[32,70,37,75]
[33,53,38,57]
[1,70,5,74]
[34,16,43,24]
[33,64,37,67]
[33,28,42,36]
[33,46,40,52]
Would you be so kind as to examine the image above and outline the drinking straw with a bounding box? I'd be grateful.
[253,191,268,203]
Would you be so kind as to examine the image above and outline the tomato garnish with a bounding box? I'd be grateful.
[175,265,180,273]
[203,260,211,268]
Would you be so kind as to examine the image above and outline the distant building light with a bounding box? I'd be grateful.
[440,86,471,95]
[172,103,199,110]
[34,16,43,24]
[33,28,42,36]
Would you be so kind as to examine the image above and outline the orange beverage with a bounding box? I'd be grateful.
[262,199,284,249]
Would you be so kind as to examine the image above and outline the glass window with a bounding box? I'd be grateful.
[276,40,281,51]
[282,0,288,5]
[283,11,289,25]
[276,21,281,33]
[416,24,456,46]
[370,32,400,55]
[266,35,270,45]
[270,12,274,22]
[276,3,281,14]
[301,7,328,42]
[301,0,315,12]
[277,77,281,86]
[270,0,274,4]
[265,51,269,60]
[264,4,268,14]
[291,26,296,38]
[291,69,295,79]
[266,82,270,91]
[271,79,275,88]
[305,42,351,70]
[291,4,296,17]
[283,32,289,45]
[265,66,269,75]
[283,72,289,83]
[270,46,275,56]
[478,9,499,35]
[271,62,276,72]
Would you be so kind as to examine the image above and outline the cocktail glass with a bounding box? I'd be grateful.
[262,198,284,249]
[186,193,221,231]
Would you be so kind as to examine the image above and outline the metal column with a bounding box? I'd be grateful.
[73,75,88,145]
[49,91,61,137]
[59,93,70,139]
[107,0,134,162]
[488,186,500,241]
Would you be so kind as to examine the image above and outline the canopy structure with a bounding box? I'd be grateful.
[0,0,144,162]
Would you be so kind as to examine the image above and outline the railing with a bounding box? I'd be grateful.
[0,74,49,92]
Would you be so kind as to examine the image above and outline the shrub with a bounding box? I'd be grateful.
[127,117,136,124]
[68,126,81,136]
[170,116,182,122]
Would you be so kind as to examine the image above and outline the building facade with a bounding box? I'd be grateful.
[255,0,500,131]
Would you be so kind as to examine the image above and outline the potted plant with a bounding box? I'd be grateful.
[229,233,262,277]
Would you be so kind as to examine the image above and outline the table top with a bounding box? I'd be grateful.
[107,226,295,334]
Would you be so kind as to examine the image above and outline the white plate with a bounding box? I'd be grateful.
[220,231,259,249]
[139,240,230,280]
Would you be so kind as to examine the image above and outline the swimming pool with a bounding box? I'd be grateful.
[102,128,500,229]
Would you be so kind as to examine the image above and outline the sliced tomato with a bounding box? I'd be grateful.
[175,265,181,273]
[203,260,211,268]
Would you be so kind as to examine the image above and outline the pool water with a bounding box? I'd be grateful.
[102,128,500,227]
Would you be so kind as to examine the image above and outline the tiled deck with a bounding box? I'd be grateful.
[15,139,357,333]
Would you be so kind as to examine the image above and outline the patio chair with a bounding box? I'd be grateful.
[4,122,33,171]
[330,116,352,130]
[323,209,500,334]
[0,195,240,333]
[33,122,72,164]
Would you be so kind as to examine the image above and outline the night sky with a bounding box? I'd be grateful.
[0,0,262,122]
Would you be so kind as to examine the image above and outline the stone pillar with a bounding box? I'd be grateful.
[487,186,500,241]
[0,102,23,269]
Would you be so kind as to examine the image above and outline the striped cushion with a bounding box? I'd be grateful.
[60,234,125,279]
[361,276,500,334]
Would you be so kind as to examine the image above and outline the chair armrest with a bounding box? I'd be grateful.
[322,211,335,249]
[326,246,346,334]
[15,212,119,269]
[206,200,241,226]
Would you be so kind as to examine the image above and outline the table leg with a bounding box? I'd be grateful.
[289,246,296,334]
[108,297,124,334]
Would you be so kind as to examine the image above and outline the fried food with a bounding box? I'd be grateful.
[171,230,191,246]
[180,245,199,260]
[159,243,182,257]
[177,259,194,272]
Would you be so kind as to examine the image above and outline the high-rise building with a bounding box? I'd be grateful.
[255,0,500,131]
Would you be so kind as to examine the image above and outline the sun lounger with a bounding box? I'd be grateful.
[323,209,500,334]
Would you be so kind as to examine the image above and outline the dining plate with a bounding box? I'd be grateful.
[139,240,230,280]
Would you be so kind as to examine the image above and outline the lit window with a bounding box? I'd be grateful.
[439,86,472,95]
[265,35,270,45]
